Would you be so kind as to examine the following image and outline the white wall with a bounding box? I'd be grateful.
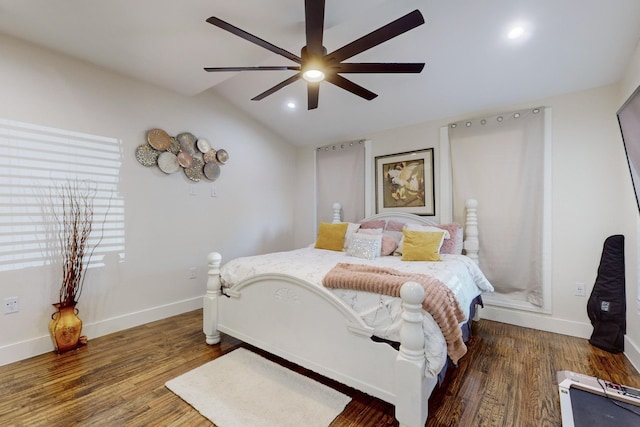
[294,81,639,358]
[293,147,317,247]
[0,34,297,366]
[619,39,640,371]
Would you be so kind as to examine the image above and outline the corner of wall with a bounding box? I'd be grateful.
[625,334,640,373]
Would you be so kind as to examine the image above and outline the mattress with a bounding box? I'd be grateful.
[220,247,494,376]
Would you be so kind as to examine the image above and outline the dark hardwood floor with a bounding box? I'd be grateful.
[1,309,639,426]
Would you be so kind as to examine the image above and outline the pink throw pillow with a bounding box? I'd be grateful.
[380,234,398,256]
[359,219,386,229]
[438,223,463,254]
[385,220,406,232]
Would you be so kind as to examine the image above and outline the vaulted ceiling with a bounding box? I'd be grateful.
[1,0,639,145]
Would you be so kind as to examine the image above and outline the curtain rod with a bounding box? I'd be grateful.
[316,139,367,151]
[448,106,543,128]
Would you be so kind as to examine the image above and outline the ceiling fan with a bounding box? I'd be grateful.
[204,0,425,110]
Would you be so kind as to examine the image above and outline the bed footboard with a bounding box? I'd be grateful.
[203,252,222,345]
[203,256,434,427]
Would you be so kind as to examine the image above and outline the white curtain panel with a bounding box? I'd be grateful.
[316,141,365,225]
[449,109,544,306]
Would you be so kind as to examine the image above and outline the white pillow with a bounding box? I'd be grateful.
[342,222,361,251]
[346,233,383,260]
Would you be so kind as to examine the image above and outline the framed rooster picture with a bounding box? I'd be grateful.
[375,148,435,215]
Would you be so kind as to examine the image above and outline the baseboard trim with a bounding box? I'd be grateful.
[625,335,640,373]
[0,297,202,367]
[480,305,593,339]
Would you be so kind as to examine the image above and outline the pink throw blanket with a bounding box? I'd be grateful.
[322,263,467,364]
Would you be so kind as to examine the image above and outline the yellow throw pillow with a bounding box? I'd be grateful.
[401,230,444,261]
[314,222,349,251]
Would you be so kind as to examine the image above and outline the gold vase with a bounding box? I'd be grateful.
[49,302,82,354]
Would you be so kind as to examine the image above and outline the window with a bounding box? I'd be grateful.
[447,108,551,313]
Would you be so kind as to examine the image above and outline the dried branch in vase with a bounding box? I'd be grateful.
[47,180,103,308]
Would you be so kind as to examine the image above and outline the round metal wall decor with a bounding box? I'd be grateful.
[215,149,229,164]
[147,128,171,151]
[157,152,180,174]
[135,143,160,167]
[168,137,181,155]
[197,138,212,153]
[203,149,217,163]
[136,129,228,182]
[203,162,221,181]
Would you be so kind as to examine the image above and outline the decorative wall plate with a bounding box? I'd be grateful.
[157,152,180,174]
[192,151,204,163]
[203,149,217,163]
[184,158,205,182]
[147,128,171,151]
[177,132,197,154]
[177,151,194,168]
[197,138,212,153]
[168,137,181,155]
[135,144,160,166]
[216,149,229,164]
[203,162,221,181]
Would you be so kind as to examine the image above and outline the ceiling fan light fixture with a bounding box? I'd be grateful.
[204,6,426,108]
[507,26,525,39]
[302,69,325,83]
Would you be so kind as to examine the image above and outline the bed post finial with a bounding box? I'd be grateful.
[464,199,479,264]
[331,202,342,223]
[203,252,223,345]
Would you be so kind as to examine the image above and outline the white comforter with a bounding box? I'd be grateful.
[220,247,493,376]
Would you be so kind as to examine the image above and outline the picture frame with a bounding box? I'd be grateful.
[375,148,435,215]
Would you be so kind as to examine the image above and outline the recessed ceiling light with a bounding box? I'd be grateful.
[508,26,525,39]
[286,102,296,109]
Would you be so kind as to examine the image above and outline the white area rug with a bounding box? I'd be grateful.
[165,348,351,427]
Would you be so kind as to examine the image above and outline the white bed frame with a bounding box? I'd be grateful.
[203,199,480,427]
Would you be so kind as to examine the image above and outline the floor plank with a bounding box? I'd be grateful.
[0,310,638,426]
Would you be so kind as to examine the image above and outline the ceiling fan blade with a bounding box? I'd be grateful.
[207,16,302,64]
[305,0,325,56]
[204,66,301,72]
[251,73,302,101]
[336,63,425,73]
[307,83,320,110]
[327,9,424,63]
[325,74,377,100]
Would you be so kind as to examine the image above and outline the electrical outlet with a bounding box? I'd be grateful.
[575,283,586,297]
[189,267,197,279]
[3,297,19,314]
